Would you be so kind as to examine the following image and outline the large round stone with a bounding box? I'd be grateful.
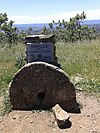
[9,62,77,112]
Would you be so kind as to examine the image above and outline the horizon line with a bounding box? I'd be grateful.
[14,19,100,25]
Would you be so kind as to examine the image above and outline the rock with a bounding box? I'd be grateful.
[24,115,28,118]
[12,116,16,120]
[93,120,96,124]
[0,119,2,122]
[52,104,70,127]
[9,62,78,112]
[90,129,97,133]
[86,113,91,117]
[79,125,82,128]
[30,120,33,123]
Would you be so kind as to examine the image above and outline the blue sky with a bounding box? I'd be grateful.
[0,0,100,24]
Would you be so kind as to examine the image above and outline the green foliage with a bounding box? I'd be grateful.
[0,12,8,24]
[76,78,100,93]
[17,30,27,43]
[56,39,100,95]
[0,13,18,46]
[42,26,51,35]
[0,44,25,95]
[27,27,33,35]
[1,92,11,115]
[15,53,25,69]
[49,12,97,42]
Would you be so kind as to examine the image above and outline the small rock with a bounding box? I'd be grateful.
[30,120,33,123]
[24,115,28,118]
[90,114,96,121]
[76,87,83,91]
[12,116,16,119]
[86,114,91,117]
[0,119,2,122]
[52,104,70,127]
[79,125,82,128]
[93,120,96,124]
[90,129,97,133]
[53,128,56,131]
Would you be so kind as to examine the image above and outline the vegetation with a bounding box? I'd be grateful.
[0,44,25,114]
[0,13,27,47]
[48,12,97,42]
[0,12,99,46]
[0,13,18,46]
[56,40,100,95]
[0,11,100,114]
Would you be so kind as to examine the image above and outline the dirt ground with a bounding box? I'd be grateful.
[0,91,100,133]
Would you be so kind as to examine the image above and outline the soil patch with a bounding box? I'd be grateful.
[0,91,100,133]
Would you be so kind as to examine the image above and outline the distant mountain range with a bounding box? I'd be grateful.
[83,19,100,25]
[14,23,49,31]
[14,19,100,31]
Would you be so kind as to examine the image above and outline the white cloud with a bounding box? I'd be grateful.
[85,9,100,20]
[9,9,100,24]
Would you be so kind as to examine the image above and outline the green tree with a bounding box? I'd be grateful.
[0,12,18,46]
[27,26,33,35]
[0,12,8,25]
[42,26,50,35]
[18,30,27,42]
[49,12,97,42]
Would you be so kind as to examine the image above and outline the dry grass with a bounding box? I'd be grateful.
[56,39,100,95]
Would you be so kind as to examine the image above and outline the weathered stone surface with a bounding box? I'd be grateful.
[52,104,70,127]
[25,34,58,66]
[25,34,55,43]
[9,62,77,112]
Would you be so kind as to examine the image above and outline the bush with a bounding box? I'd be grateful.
[15,53,25,69]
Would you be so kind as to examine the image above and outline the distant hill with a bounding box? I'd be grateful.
[83,20,100,32]
[15,23,49,28]
[83,19,100,25]
[14,19,100,32]
[14,23,49,31]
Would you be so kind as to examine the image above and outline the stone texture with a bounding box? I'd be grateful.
[9,62,77,112]
[25,34,58,66]
[52,104,70,127]
[25,34,55,43]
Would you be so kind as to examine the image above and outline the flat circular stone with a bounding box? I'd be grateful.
[9,62,77,112]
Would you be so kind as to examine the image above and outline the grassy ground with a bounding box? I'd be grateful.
[56,39,100,95]
[0,44,25,114]
[0,39,100,114]
[0,44,25,96]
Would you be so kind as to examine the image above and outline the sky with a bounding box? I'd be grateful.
[0,0,100,24]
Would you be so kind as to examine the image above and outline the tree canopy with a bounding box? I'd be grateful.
[0,12,98,47]
[48,11,97,42]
